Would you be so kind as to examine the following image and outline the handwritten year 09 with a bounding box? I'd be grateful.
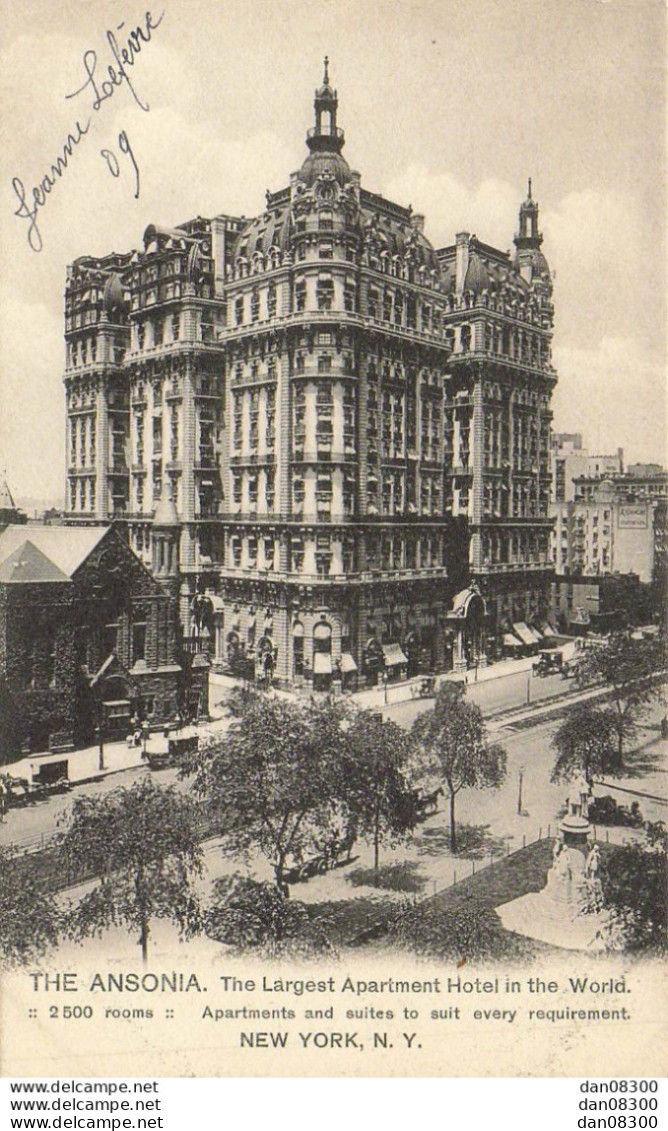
[101,130,140,198]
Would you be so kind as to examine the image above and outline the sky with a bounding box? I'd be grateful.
[0,0,665,508]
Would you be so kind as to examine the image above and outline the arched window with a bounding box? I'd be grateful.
[293,621,304,677]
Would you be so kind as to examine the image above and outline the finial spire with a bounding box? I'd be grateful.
[323,55,329,84]
[527,177,532,200]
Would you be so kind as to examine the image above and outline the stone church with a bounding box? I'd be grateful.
[0,523,208,762]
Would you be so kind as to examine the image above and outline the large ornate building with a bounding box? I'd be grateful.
[64,63,557,688]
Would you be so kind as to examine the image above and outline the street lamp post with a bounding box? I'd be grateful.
[517,765,525,816]
[526,672,531,705]
[96,701,105,772]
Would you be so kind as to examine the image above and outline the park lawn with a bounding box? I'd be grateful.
[303,839,558,950]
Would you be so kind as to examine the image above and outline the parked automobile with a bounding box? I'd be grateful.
[532,649,563,677]
[589,794,644,828]
[147,733,199,771]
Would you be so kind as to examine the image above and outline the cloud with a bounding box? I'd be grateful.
[0,292,65,505]
[383,166,518,251]
[552,337,667,465]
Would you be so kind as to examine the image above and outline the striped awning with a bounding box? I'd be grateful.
[513,622,536,646]
[339,653,358,673]
[503,633,523,648]
[313,653,333,675]
[382,643,408,667]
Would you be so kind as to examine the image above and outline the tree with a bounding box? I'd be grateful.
[204,874,334,958]
[391,899,529,962]
[60,780,203,962]
[411,682,507,852]
[551,703,623,783]
[340,710,417,887]
[0,845,61,966]
[182,695,346,893]
[576,633,664,762]
[596,822,667,954]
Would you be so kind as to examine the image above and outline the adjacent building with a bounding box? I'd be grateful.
[550,433,623,504]
[551,465,668,631]
[64,63,558,686]
[0,524,208,762]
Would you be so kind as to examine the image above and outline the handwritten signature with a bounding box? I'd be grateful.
[11,10,164,253]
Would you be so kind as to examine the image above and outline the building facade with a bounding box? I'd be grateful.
[553,471,667,583]
[64,64,558,687]
[550,433,624,504]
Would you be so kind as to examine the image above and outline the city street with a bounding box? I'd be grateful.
[3,674,666,859]
[47,699,667,965]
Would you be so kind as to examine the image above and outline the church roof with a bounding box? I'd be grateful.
[0,524,109,579]
[0,478,16,510]
[0,540,70,584]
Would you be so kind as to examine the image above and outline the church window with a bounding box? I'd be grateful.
[132,623,147,665]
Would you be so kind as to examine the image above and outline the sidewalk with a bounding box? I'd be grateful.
[351,644,578,710]
[3,715,232,789]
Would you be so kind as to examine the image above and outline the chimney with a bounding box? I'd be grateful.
[455,232,470,293]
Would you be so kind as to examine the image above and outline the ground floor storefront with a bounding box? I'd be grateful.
[187,569,555,692]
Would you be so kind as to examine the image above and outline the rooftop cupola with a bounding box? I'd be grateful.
[514,177,543,251]
[514,178,551,286]
[298,59,352,187]
[307,56,345,155]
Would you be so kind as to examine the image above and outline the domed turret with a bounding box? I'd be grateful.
[298,58,353,188]
[514,178,551,285]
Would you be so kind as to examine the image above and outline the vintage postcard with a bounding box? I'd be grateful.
[0,0,666,1081]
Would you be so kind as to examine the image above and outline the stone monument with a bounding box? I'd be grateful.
[497,776,609,950]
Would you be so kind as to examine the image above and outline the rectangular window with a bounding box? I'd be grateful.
[316,278,334,311]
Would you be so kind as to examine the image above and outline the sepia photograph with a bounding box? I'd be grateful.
[0,0,666,1083]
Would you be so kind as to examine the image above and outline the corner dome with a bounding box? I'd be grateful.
[102,273,127,319]
[298,149,352,188]
[530,249,551,279]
